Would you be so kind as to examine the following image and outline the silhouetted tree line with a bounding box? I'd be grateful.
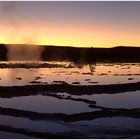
[0,44,7,61]
[1,44,140,62]
[41,45,140,62]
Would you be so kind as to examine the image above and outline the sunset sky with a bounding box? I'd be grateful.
[0,1,140,48]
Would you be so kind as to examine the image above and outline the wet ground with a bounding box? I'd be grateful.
[0,61,140,138]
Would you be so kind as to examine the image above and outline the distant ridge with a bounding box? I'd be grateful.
[1,43,140,49]
[113,46,140,49]
[0,44,140,62]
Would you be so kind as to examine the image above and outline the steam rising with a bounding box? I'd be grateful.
[6,44,44,61]
[0,2,44,61]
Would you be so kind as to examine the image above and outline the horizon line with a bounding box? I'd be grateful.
[0,43,140,49]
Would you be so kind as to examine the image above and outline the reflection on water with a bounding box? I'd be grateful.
[71,90,140,109]
[0,115,71,133]
[0,62,140,86]
[0,95,94,114]
[0,131,33,139]
[0,61,140,138]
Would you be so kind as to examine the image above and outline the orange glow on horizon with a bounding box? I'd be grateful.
[0,22,140,48]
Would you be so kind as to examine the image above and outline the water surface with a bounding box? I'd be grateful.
[0,61,140,138]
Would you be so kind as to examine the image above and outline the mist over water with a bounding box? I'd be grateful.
[6,44,44,61]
